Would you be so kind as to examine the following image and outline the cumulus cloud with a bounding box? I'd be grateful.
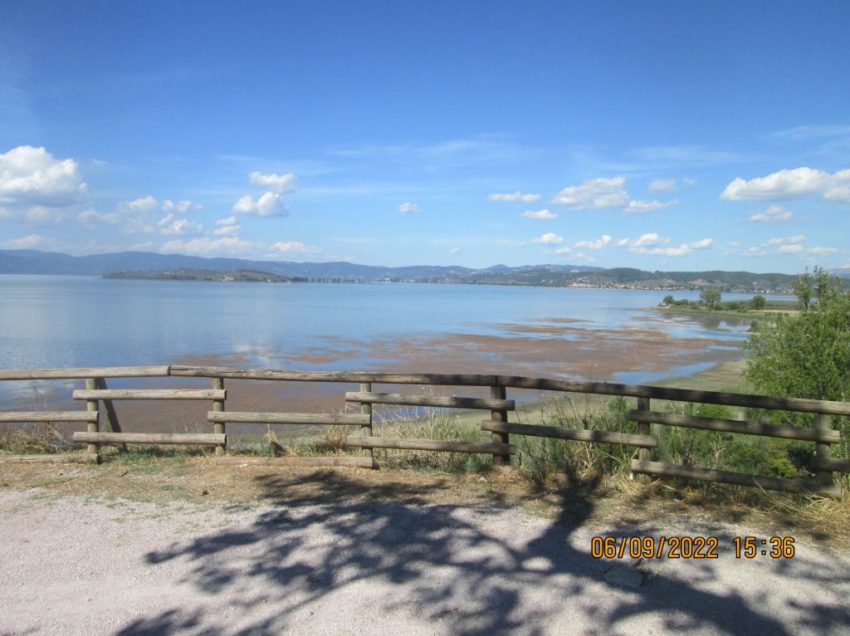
[574,234,611,250]
[3,234,44,249]
[156,213,203,236]
[620,233,712,256]
[161,199,201,213]
[553,176,672,213]
[553,177,628,209]
[749,204,793,222]
[767,235,806,245]
[270,240,322,255]
[232,191,286,217]
[533,232,564,245]
[648,179,677,193]
[249,171,296,194]
[78,209,121,227]
[521,208,557,220]
[625,199,672,214]
[488,191,541,203]
[161,236,256,256]
[0,145,86,206]
[721,167,850,202]
[398,202,421,214]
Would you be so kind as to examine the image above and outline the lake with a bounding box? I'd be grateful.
[0,275,778,402]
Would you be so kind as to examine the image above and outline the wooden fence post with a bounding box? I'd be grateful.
[212,377,226,456]
[360,382,373,464]
[635,397,651,483]
[815,413,834,488]
[84,378,99,461]
[490,385,509,466]
[94,377,121,433]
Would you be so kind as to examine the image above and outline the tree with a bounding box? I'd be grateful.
[744,270,850,403]
[661,295,674,306]
[700,287,721,309]
[751,294,766,310]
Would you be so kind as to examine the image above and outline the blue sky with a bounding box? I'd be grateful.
[1,1,849,273]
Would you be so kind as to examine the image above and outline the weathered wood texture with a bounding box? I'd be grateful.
[817,457,850,474]
[345,392,515,411]
[359,382,374,462]
[72,432,226,446]
[170,365,498,386]
[0,366,170,380]
[489,385,510,466]
[212,377,226,456]
[345,436,515,455]
[0,411,98,423]
[629,409,842,443]
[211,455,375,468]
[207,411,370,425]
[481,420,657,447]
[631,459,842,496]
[94,377,122,433]
[0,453,99,464]
[73,389,226,401]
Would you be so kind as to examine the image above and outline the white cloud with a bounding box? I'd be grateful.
[78,209,121,227]
[779,244,804,254]
[533,232,564,245]
[744,246,767,257]
[232,191,286,217]
[126,196,159,214]
[648,179,677,193]
[721,167,850,201]
[767,235,806,245]
[249,171,296,194]
[625,199,672,214]
[620,233,712,256]
[213,224,241,237]
[521,208,557,220]
[216,216,238,226]
[552,247,572,254]
[448,247,462,255]
[749,204,793,222]
[156,213,203,236]
[683,177,698,186]
[553,177,628,209]
[0,145,86,207]
[3,234,43,249]
[269,240,322,255]
[489,191,541,203]
[398,202,421,214]
[161,236,256,256]
[574,234,611,250]
[161,199,201,213]
[809,246,839,254]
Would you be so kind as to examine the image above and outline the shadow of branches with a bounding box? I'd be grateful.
[118,469,850,635]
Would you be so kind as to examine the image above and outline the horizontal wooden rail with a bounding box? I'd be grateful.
[207,411,370,426]
[482,420,657,447]
[345,436,515,454]
[817,457,850,474]
[0,453,99,464]
[73,389,225,401]
[0,411,98,423]
[170,365,498,386]
[631,459,841,496]
[212,456,375,468]
[73,432,225,446]
[5,364,849,416]
[345,392,515,411]
[0,366,170,380]
[629,410,842,443]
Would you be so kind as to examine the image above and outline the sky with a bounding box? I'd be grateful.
[1,0,849,273]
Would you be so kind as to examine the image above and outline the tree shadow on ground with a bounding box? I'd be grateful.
[118,468,850,635]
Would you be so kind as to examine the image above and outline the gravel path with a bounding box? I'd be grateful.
[2,488,850,635]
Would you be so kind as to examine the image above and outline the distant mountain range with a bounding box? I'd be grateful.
[0,249,810,293]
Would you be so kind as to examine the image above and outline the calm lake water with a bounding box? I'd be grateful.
[0,275,768,372]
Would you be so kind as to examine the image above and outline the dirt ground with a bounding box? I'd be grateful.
[2,460,850,635]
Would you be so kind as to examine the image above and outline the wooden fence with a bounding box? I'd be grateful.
[1,364,848,497]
